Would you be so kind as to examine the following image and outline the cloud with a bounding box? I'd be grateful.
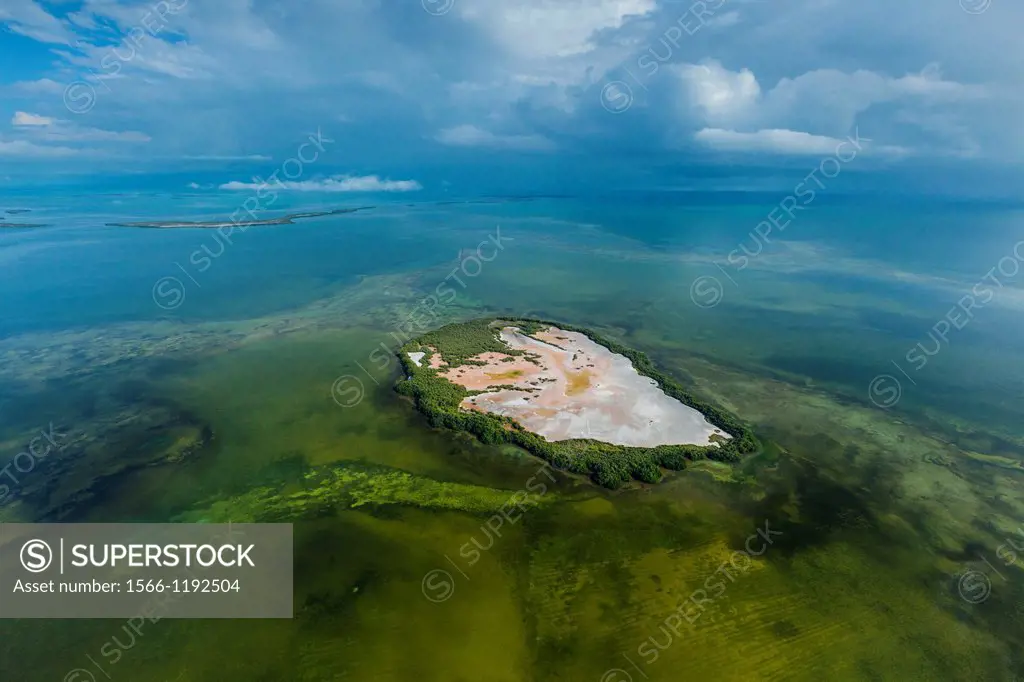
[693,128,909,157]
[0,0,78,44]
[459,0,657,59]
[675,62,761,126]
[11,79,65,94]
[0,140,82,157]
[219,175,423,192]
[2,0,1024,194]
[12,112,54,127]
[673,60,989,157]
[42,127,151,143]
[694,128,841,155]
[693,128,841,155]
[675,60,986,131]
[9,113,150,143]
[435,125,555,151]
[705,11,740,28]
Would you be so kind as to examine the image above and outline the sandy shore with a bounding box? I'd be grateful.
[436,326,729,447]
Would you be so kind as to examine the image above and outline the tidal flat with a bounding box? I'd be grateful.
[0,197,1021,681]
[448,324,730,446]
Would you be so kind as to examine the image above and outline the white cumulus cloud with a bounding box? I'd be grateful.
[675,62,761,127]
[694,127,909,157]
[219,174,422,192]
[0,140,82,157]
[676,60,986,156]
[12,111,54,127]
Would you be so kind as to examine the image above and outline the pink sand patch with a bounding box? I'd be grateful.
[427,346,447,369]
[439,352,543,391]
[429,325,730,447]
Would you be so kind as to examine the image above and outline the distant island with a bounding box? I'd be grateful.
[107,206,373,228]
[396,318,757,488]
[0,209,45,228]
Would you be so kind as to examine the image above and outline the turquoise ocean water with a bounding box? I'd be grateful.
[1,188,1022,681]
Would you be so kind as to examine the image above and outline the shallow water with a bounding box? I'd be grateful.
[0,191,1021,681]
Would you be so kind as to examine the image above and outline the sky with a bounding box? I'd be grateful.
[0,0,1022,197]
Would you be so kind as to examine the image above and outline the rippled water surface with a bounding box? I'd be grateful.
[1,191,1022,681]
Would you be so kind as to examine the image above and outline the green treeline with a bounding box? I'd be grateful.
[410,318,528,366]
[395,318,759,489]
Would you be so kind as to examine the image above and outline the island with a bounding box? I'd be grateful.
[106,206,373,228]
[396,318,757,488]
